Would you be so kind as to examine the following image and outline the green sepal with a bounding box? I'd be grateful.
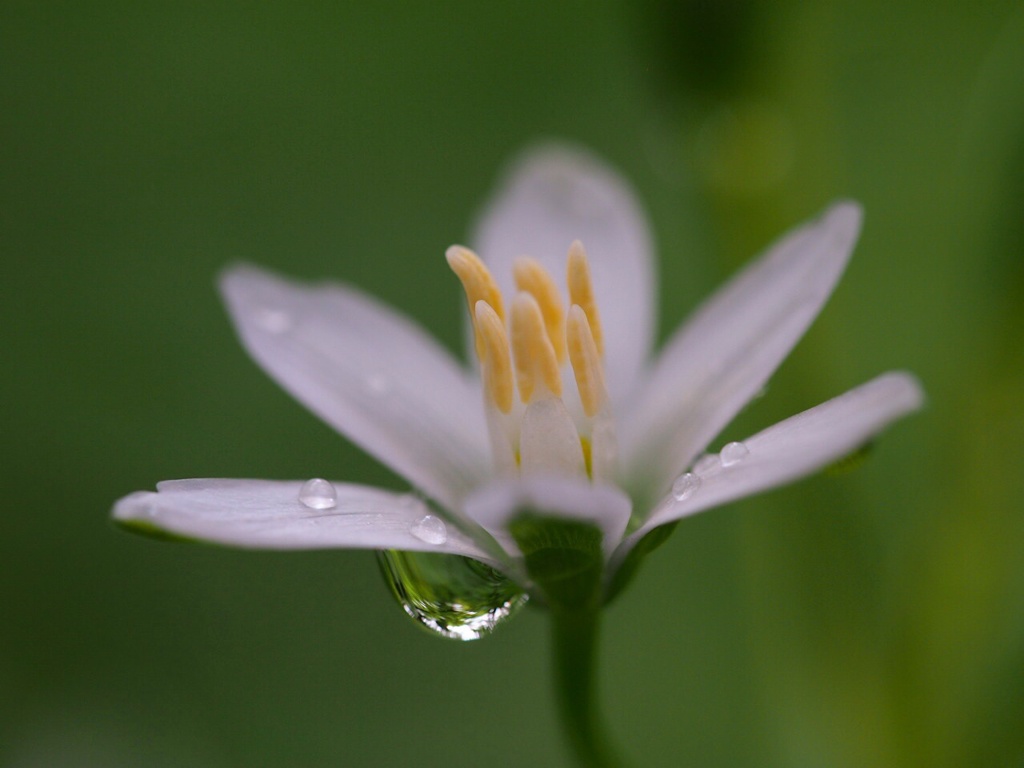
[112,518,205,545]
[604,521,679,604]
[509,513,604,611]
[824,440,875,475]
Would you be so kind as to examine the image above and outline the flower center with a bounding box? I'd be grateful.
[447,242,613,481]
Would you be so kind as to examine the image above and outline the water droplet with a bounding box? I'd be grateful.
[298,478,337,509]
[693,453,719,475]
[364,373,391,396]
[409,514,447,545]
[671,472,701,501]
[720,441,749,466]
[377,551,528,642]
[254,307,292,334]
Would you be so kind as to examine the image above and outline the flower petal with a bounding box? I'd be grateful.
[519,398,586,478]
[620,202,863,499]
[614,372,924,562]
[113,479,499,563]
[471,144,656,405]
[220,264,490,511]
[463,475,632,562]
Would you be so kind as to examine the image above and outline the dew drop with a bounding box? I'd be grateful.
[693,453,719,475]
[298,478,337,510]
[377,551,528,641]
[671,472,701,501]
[254,307,293,334]
[720,441,749,467]
[409,514,448,546]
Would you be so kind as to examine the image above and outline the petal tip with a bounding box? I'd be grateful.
[491,142,633,221]
[879,370,927,413]
[822,200,864,243]
[111,490,155,522]
[217,262,277,304]
[508,141,607,178]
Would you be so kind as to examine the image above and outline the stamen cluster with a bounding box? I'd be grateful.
[447,243,613,482]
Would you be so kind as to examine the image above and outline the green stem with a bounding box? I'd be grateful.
[551,606,625,768]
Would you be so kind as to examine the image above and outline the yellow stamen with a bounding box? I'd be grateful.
[580,436,593,478]
[474,301,514,414]
[566,305,607,418]
[512,256,566,363]
[511,293,562,403]
[446,246,505,358]
[566,240,603,357]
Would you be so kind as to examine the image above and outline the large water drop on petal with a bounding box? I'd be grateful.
[671,472,701,501]
[298,478,337,509]
[720,441,749,466]
[377,551,527,641]
[409,514,448,545]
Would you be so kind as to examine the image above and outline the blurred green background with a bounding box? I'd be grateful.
[3,1,1023,766]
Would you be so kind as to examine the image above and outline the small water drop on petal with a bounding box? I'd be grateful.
[720,441,749,467]
[254,307,293,334]
[298,478,337,510]
[671,472,701,501]
[693,454,719,475]
[409,514,448,546]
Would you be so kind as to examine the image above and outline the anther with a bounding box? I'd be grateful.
[511,293,562,403]
[474,301,514,413]
[446,246,505,320]
[566,240,603,357]
[512,256,566,363]
[447,246,505,358]
[566,305,608,418]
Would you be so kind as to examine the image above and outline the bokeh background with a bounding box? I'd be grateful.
[3,1,1023,766]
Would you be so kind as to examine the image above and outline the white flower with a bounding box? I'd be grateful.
[113,145,922,615]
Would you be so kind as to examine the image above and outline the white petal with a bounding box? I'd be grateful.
[220,265,490,511]
[620,202,863,499]
[614,372,924,562]
[113,479,499,563]
[589,409,619,485]
[464,476,632,562]
[471,145,656,405]
[519,398,586,478]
